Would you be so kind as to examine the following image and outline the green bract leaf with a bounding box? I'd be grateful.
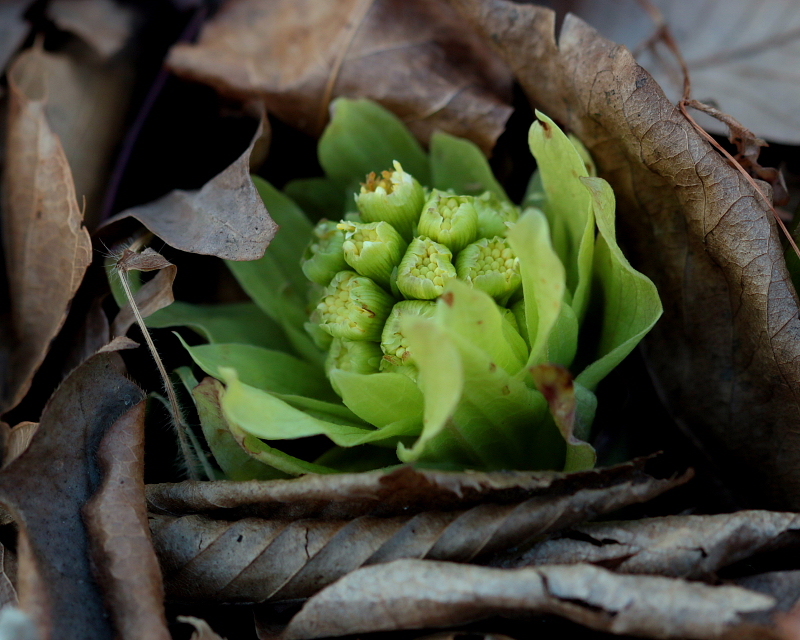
[329,369,424,428]
[146,301,289,351]
[226,177,322,365]
[180,337,334,400]
[430,130,508,200]
[284,177,348,221]
[506,209,565,369]
[576,178,663,391]
[529,111,594,322]
[319,98,430,186]
[180,370,280,481]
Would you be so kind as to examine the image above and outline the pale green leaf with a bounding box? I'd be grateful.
[329,369,424,428]
[146,301,289,351]
[529,112,594,321]
[576,178,662,391]
[430,130,508,199]
[506,209,565,370]
[319,98,430,185]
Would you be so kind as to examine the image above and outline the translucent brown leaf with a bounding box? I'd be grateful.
[165,0,513,153]
[280,559,775,640]
[0,348,144,640]
[103,122,277,261]
[493,510,800,578]
[450,0,800,508]
[2,47,93,411]
[147,458,690,602]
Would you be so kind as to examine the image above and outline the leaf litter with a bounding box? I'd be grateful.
[165,0,513,154]
[147,457,690,602]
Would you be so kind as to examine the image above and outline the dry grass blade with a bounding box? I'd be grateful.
[280,559,775,640]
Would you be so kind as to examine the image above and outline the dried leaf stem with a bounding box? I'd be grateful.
[114,245,208,480]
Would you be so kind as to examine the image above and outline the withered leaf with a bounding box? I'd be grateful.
[104,121,277,261]
[146,455,689,520]
[166,0,513,153]
[148,459,689,602]
[177,616,226,640]
[0,348,144,640]
[1,421,38,468]
[2,47,93,412]
[0,544,18,612]
[0,1,31,75]
[47,0,137,60]
[280,559,775,640]
[84,399,170,640]
[493,510,800,578]
[450,0,800,508]
[551,0,800,145]
[111,249,177,337]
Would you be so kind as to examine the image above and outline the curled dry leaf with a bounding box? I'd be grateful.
[146,455,689,520]
[493,510,800,578]
[148,459,689,602]
[450,0,800,508]
[2,47,94,412]
[1,421,38,469]
[111,249,177,337]
[84,399,170,640]
[280,559,775,640]
[166,0,513,153]
[47,0,138,60]
[103,122,277,261]
[0,347,144,640]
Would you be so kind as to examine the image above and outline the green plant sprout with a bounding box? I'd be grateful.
[146,98,662,478]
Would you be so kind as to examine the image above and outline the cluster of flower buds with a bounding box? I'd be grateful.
[304,161,522,380]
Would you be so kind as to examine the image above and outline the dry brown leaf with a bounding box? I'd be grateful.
[84,399,170,640]
[60,295,111,375]
[0,544,19,612]
[111,250,177,337]
[166,0,513,153]
[103,122,277,261]
[146,455,689,520]
[450,0,800,508]
[0,347,145,640]
[547,0,800,145]
[16,42,134,228]
[493,510,800,578]
[47,0,138,60]
[280,559,775,640]
[2,48,93,412]
[148,459,689,603]
[1,421,38,468]
[177,616,226,640]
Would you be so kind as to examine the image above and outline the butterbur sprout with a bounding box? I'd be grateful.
[396,237,457,300]
[180,99,662,478]
[416,190,479,253]
[356,160,425,241]
[311,270,394,341]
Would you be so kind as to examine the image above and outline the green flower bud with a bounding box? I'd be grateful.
[474,191,520,238]
[417,190,479,253]
[326,338,383,376]
[311,270,394,341]
[379,300,437,377]
[456,237,521,304]
[301,220,347,286]
[356,161,424,241]
[339,220,407,288]
[396,237,456,300]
